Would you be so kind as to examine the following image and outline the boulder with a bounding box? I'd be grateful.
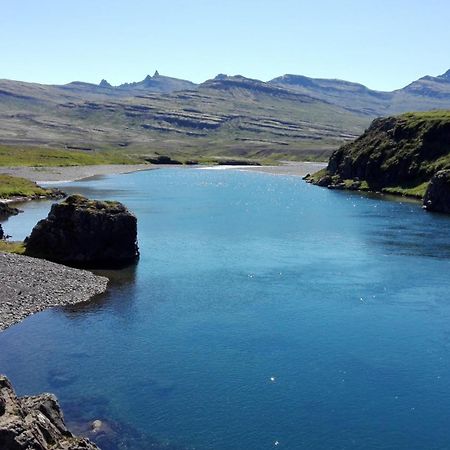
[25,194,139,268]
[423,170,450,213]
[0,224,3,240]
[0,375,99,450]
[0,202,20,219]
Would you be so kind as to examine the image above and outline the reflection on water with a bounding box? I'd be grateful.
[2,169,450,449]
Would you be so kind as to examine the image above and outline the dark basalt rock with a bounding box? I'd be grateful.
[0,375,99,450]
[25,194,139,268]
[0,201,20,219]
[0,224,3,240]
[423,170,450,213]
[146,155,182,165]
[216,160,261,166]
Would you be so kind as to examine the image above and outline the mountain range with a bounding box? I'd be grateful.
[1,69,450,161]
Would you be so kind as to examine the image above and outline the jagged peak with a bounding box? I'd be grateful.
[438,69,450,80]
[154,70,160,77]
[99,79,112,88]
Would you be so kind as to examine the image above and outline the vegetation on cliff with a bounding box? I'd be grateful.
[309,111,450,199]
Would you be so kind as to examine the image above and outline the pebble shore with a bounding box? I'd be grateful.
[0,252,108,331]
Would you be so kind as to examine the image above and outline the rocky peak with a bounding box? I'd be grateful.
[153,70,160,77]
[98,79,112,88]
[438,69,450,80]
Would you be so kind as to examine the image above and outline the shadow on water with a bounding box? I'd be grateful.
[60,264,139,320]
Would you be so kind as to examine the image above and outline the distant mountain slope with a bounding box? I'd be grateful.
[269,74,391,116]
[0,70,450,161]
[270,70,450,116]
[0,75,368,161]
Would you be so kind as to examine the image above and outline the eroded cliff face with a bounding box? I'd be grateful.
[25,195,139,268]
[423,170,450,213]
[0,375,99,450]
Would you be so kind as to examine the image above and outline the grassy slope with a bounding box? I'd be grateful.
[312,111,450,198]
[0,240,25,254]
[0,174,53,198]
[0,145,140,167]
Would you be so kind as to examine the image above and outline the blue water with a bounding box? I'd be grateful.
[2,168,450,449]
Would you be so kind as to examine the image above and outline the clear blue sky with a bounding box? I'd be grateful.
[1,0,449,90]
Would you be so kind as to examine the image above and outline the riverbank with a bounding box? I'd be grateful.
[0,252,108,331]
[1,161,326,185]
[0,163,155,183]
[198,161,327,177]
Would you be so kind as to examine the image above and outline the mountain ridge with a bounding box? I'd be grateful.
[0,69,449,162]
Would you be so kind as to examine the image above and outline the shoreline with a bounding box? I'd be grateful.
[0,252,108,331]
[0,163,156,184]
[1,161,327,184]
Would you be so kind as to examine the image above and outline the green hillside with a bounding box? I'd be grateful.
[309,111,450,198]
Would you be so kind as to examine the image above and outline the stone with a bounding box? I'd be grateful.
[423,170,450,213]
[0,202,20,219]
[25,195,139,268]
[0,375,99,450]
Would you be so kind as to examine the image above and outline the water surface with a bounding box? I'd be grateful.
[2,168,450,449]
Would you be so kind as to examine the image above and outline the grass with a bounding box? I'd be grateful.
[0,240,25,254]
[381,181,429,199]
[0,145,141,167]
[307,168,330,183]
[0,174,51,198]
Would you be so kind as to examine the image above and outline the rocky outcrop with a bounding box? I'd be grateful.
[310,112,450,201]
[0,375,99,450]
[25,195,139,268]
[0,202,20,219]
[423,170,450,213]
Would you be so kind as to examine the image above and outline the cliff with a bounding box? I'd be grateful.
[308,111,450,211]
[25,195,139,268]
[0,375,98,450]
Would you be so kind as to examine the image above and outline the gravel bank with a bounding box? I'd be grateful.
[0,164,154,183]
[0,252,108,331]
[236,161,327,177]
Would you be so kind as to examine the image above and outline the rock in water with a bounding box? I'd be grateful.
[0,202,20,219]
[0,375,99,450]
[423,170,450,213]
[25,194,139,268]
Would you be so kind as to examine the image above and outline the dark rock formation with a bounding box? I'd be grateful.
[423,170,450,213]
[0,202,20,219]
[0,224,3,240]
[145,155,182,165]
[0,375,99,450]
[25,195,139,268]
[216,159,261,166]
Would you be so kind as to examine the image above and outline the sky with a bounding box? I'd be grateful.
[1,0,449,91]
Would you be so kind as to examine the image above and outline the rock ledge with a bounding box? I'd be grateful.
[0,375,99,449]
